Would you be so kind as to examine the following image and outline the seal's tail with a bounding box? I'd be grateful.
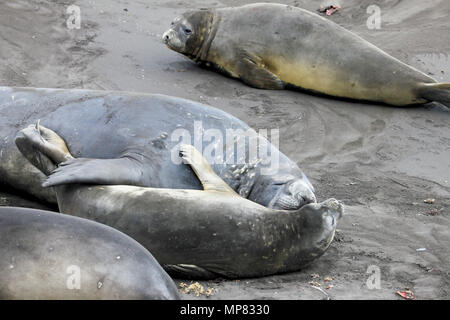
[418,83,450,107]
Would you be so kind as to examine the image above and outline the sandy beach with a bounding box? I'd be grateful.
[0,0,449,299]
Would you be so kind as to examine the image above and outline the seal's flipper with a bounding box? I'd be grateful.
[418,83,450,107]
[179,144,237,194]
[42,157,147,188]
[236,49,285,89]
[15,122,73,175]
[36,122,73,163]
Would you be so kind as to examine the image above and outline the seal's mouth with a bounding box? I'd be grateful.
[268,178,317,210]
[162,30,173,46]
[269,194,313,210]
[271,194,302,210]
[162,29,172,44]
[162,29,185,52]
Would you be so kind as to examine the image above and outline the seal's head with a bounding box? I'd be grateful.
[162,9,213,58]
[295,198,344,262]
[249,173,317,210]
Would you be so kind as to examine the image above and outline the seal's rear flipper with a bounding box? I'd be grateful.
[418,83,450,107]
[179,144,237,194]
[16,123,150,188]
[15,122,73,176]
[42,157,147,188]
[16,132,56,176]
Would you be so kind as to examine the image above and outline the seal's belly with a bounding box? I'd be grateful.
[270,56,424,105]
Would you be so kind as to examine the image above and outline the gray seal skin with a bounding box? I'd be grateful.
[15,125,343,279]
[0,86,315,210]
[0,206,180,299]
[163,3,450,107]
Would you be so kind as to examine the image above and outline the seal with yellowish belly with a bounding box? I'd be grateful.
[163,3,450,107]
[15,123,343,279]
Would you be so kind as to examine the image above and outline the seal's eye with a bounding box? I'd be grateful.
[171,21,174,26]
[183,28,192,35]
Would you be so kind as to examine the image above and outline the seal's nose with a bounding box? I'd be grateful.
[291,179,317,206]
[162,31,171,44]
[298,189,316,208]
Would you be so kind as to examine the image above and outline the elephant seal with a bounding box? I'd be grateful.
[15,124,343,279]
[0,206,179,299]
[163,3,450,107]
[0,86,315,210]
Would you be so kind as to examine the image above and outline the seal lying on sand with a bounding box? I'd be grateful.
[15,124,343,279]
[163,3,450,107]
[0,86,315,209]
[0,206,179,299]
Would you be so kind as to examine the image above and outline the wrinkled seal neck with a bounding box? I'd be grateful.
[189,11,221,63]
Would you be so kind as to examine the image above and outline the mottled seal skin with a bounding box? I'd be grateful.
[0,86,315,210]
[15,126,343,279]
[0,206,180,299]
[57,185,343,279]
[163,3,450,107]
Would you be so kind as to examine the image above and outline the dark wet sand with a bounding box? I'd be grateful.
[0,0,449,299]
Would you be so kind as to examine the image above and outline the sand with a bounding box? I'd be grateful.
[0,0,449,300]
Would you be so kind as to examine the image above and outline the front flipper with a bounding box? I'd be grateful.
[236,49,285,90]
[179,144,237,194]
[16,122,150,188]
[42,157,147,188]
